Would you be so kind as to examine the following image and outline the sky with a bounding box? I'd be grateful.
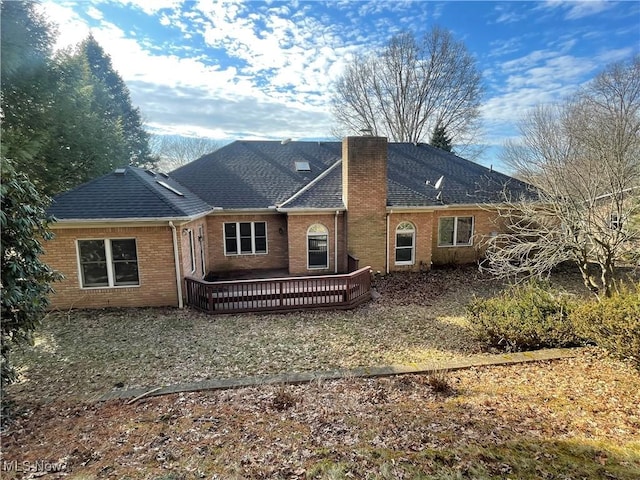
[38,0,640,170]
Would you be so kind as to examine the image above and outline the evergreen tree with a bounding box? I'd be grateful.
[38,49,129,194]
[1,6,155,195]
[1,160,61,390]
[430,124,454,152]
[0,0,56,184]
[80,36,154,167]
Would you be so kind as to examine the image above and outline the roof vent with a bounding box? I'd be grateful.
[295,161,311,172]
[159,172,170,178]
[114,168,126,175]
[145,169,156,176]
[281,138,292,145]
[156,180,184,196]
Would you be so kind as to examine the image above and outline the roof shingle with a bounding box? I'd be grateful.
[50,140,532,220]
[48,166,211,220]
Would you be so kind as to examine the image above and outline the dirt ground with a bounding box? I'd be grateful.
[1,349,639,479]
[1,266,639,479]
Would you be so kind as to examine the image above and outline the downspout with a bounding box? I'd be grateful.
[334,211,339,273]
[169,221,184,309]
[386,211,391,274]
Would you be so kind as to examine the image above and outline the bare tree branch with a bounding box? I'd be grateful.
[150,135,220,171]
[485,56,640,298]
[331,28,482,149]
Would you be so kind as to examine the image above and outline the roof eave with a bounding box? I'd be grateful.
[277,207,346,214]
[386,202,507,212]
[50,213,210,228]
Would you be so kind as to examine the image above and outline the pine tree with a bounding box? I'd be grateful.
[1,4,155,195]
[0,0,56,185]
[80,36,154,167]
[39,49,129,194]
[430,124,454,152]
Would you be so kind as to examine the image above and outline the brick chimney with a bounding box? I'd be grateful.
[342,136,388,272]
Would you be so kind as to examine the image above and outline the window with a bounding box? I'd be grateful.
[78,239,139,288]
[609,213,622,230]
[198,225,206,276]
[438,216,474,247]
[395,222,415,265]
[295,161,311,172]
[187,229,196,273]
[307,224,328,269]
[224,222,267,255]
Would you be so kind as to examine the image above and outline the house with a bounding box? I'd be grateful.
[43,135,530,310]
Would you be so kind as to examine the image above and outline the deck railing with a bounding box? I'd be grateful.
[184,266,372,314]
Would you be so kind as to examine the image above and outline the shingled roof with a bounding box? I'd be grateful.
[50,140,531,220]
[170,140,343,209]
[48,166,211,221]
[386,143,530,207]
[170,140,529,210]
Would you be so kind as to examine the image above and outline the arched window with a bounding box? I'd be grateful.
[395,221,415,265]
[307,224,329,269]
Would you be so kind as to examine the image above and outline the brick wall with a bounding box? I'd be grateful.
[286,212,347,275]
[430,208,500,266]
[387,211,434,272]
[42,225,179,309]
[342,136,388,272]
[204,213,289,273]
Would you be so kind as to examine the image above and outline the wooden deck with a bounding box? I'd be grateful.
[184,266,372,314]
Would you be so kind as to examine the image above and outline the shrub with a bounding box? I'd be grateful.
[571,283,640,369]
[466,281,583,352]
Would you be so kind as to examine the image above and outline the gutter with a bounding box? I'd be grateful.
[169,221,184,309]
[278,207,346,214]
[50,214,211,228]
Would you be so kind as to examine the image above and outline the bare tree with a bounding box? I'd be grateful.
[484,56,640,298]
[331,27,483,149]
[150,135,220,171]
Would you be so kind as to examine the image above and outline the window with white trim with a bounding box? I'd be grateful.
[77,239,139,288]
[307,224,328,269]
[438,216,474,247]
[395,221,415,265]
[224,221,267,255]
[187,229,196,273]
[198,225,206,276]
[609,213,622,230]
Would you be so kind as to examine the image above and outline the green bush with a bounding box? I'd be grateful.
[466,281,583,352]
[571,283,640,369]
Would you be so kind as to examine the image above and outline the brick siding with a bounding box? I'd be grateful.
[430,208,499,266]
[204,213,289,274]
[387,211,434,272]
[43,225,179,309]
[286,212,347,275]
[342,136,388,272]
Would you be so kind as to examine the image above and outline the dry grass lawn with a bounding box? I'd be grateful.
[6,268,503,404]
[2,267,639,479]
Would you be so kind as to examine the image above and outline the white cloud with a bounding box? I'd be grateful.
[111,0,184,15]
[38,1,91,50]
[541,0,617,20]
[35,0,638,166]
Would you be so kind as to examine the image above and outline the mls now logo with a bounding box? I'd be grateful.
[2,460,67,473]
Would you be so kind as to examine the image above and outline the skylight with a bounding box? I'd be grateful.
[114,168,126,175]
[295,161,311,172]
[156,180,184,196]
